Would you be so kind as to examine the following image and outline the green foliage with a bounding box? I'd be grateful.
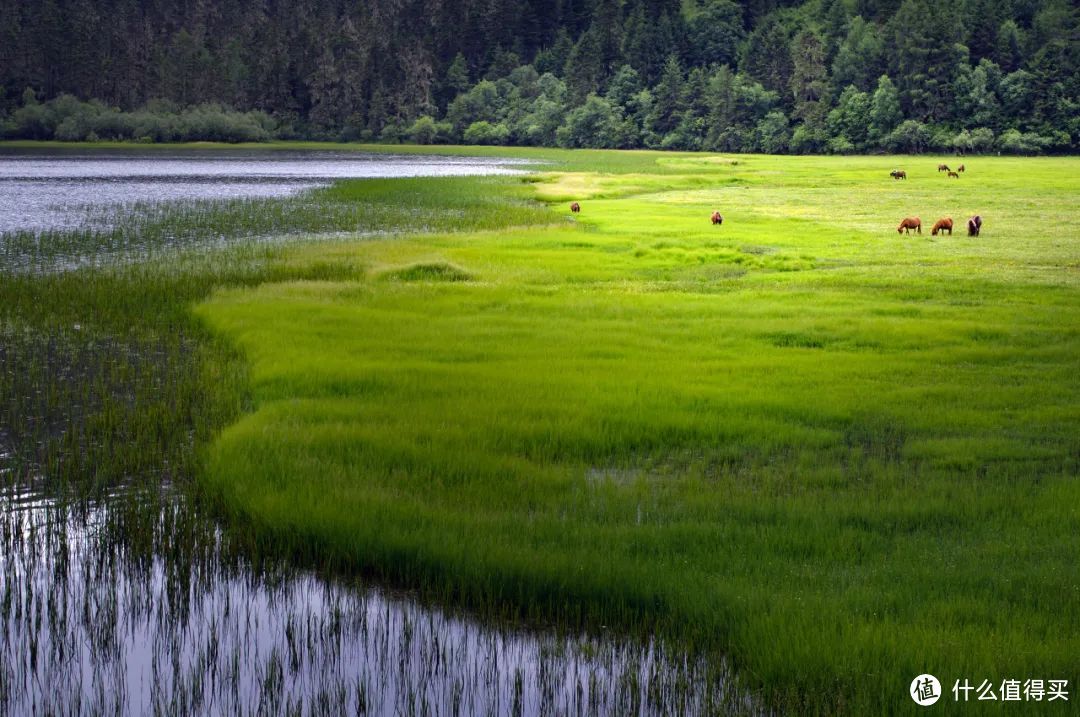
[831,16,886,93]
[827,85,872,150]
[644,55,684,141]
[703,66,778,152]
[446,81,503,138]
[463,120,510,145]
[754,110,791,152]
[740,13,797,100]
[557,95,622,149]
[868,74,903,146]
[884,118,931,152]
[1,0,1075,153]
[685,0,744,68]
[407,116,439,145]
[993,19,1025,73]
[2,94,276,142]
[788,31,830,152]
[953,58,1004,130]
[887,0,968,121]
[997,128,1052,154]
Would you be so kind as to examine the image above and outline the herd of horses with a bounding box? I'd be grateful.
[896,215,982,236]
[939,163,965,178]
[567,162,983,239]
[891,163,966,180]
[891,163,981,237]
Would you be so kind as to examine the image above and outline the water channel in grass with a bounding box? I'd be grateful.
[0,148,758,715]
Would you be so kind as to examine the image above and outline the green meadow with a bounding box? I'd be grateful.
[191,152,1079,713]
[3,146,1077,713]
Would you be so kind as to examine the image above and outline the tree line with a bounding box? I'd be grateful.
[1,0,1076,152]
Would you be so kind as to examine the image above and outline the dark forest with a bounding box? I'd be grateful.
[1,0,1076,152]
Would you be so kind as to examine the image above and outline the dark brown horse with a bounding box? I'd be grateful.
[710,211,723,225]
[570,202,580,213]
[967,215,982,236]
[957,164,965,172]
[897,217,921,234]
[931,217,953,235]
[938,164,950,172]
[890,170,907,180]
[947,171,959,178]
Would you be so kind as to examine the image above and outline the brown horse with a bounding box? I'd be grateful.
[957,164,965,172]
[890,169,907,180]
[938,164,950,172]
[947,171,959,178]
[967,215,982,237]
[931,217,953,235]
[897,217,921,234]
[710,211,723,225]
[570,202,580,213]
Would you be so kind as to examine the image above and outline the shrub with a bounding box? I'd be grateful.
[408,116,439,144]
[826,136,855,154]
[884,120,931,153]
[997,128,1050,154]
[754,111,790,153]
[970,127,995,152]
[463,120,510,145]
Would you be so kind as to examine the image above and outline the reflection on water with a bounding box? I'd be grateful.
[0,150,529,233]
[0,483,757,716]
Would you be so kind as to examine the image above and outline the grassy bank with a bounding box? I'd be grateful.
[3,146,1077,713]
[0,174,552,495]
[191,153,1080,713]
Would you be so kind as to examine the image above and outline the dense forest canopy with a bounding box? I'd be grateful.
[1,0,1077,152]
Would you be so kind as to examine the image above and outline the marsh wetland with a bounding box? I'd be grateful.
[1,147,747,716]
[2,145,1078,714]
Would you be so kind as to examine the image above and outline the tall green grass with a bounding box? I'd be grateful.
[3,148,1077,713]
[194,153,1080,715]
[0,174,557,499]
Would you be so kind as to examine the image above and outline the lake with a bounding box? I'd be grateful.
[0,148,529,234]
[0,481,745,716]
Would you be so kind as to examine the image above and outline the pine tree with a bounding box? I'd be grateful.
[993,20,1024,73]
[685,0,744,68]
[887,0,967,121]
[789,30,830,152]
[832,16,886,93]
[646,54,684,138]
[868,74,903,146]
[741,14,795,105]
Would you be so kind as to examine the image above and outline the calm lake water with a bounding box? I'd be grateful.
[0,483,748,716]
[0,149,528,233]
[0,149,755,715]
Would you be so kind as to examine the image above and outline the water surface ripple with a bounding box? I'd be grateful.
[0,484,753,716]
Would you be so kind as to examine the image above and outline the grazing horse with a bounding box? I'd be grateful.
[957,164,965,172]
[897,217,921,234]
[967,215,982,237]
[938,164,950,172]
[570,202,580,213]
[931,217,953,235]
[890,169,907,180]
[710,211,723,225]
[947,171,959,178]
